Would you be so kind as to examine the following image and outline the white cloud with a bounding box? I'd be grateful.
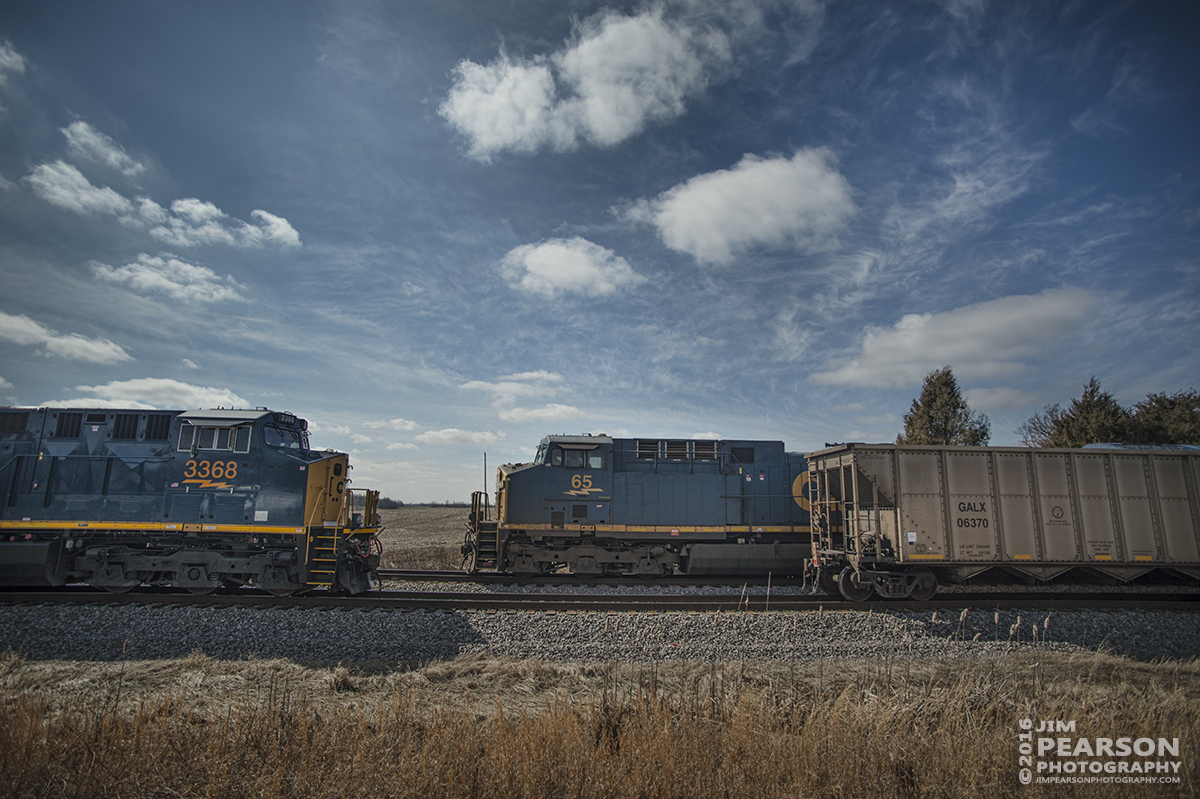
[415,428,504,445]
[0,311,132,364]
[49,378,248,409]
[439,8,729,159]
[498,403,585,423]
[62,121,145,177]
[500,237,646,298]
[0,42,26,86]
[0,375,11,390]
[462,371,568,405]
[362,417,420,431]
[90,253,246,302]
[148,199,302,249]
[386,442,420,451]
[623,149,855,265]
[24,161,133,216]
[24,161,300,249]
[181,358,200,369]
[810,288,1099,388]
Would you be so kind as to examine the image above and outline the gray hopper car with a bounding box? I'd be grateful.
[806,443,1200,601]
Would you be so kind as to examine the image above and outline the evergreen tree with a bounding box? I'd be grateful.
[896,366,991,446]
[1016,377,1134,447]
[1132,389,1200,444]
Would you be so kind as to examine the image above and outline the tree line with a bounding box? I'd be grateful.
[897,367,1199,448]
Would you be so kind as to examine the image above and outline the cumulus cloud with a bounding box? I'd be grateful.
[46,378,248,410]
[623,149,855,265]
[0,375,12,390]
[810,288,1099,388]
[415,428,504,445]
[25,161,133,216]
[90,253,246,302]
[500,237,646,298]
[62,121,145,177]
[497,403,585,423]
[147,199,302,249]
[440,8,729,159]
[0,311,132,364]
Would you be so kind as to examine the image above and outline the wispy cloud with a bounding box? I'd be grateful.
[440,7,729,159]
[462,371,567,405]
[415,428,504,444]
[811,288,1099,388]
[497,403,584,423]
[0,41,26,86]
[622,149,855,265]
[62,121,145,177]
[500,237,646,298]
[24,161,133,216]
[45,378,247,409]
[90,253,246,302]
[0,311,132,364]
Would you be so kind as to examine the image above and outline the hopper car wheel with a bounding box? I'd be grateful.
[908,567,937,601]
[187,586,220,595]
[267,588,299,597]
[837,567,875,602]
[102,584,136,594]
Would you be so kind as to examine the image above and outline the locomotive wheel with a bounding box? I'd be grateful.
[187,586,219,595]
[837,567,875,602]
[907,567,937,601]
[101,584,136,594]
[266,588,299,597]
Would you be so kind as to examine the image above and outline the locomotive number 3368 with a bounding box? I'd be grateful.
[184,460,239,479]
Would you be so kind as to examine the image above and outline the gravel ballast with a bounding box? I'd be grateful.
[1,602,1197,664]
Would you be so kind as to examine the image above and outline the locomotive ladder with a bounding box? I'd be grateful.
[304,525,341,588]
[468,490,500,571]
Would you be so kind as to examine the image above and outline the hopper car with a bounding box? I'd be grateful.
[0,406,381,595]
[806,443,1200,600]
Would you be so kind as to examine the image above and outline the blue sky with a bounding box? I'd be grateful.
[0,0,1196,500]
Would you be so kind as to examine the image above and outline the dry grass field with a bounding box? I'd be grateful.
[1,650,1197,797]
[375,506,469,570]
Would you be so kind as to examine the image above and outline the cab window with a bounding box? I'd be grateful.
[564,449,585,468]
[265,425,308,450]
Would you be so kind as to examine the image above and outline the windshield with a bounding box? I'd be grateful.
[264,425,309,450]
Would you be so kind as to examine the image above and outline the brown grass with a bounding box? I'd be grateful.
[2,650,1197,798]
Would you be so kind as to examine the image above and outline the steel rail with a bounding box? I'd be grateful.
[1,587,1197,613]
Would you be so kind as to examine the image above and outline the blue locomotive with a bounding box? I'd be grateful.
[466,435,813,576]
[0,406,380,594]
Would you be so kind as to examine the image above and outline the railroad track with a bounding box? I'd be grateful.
[376,568,789,586]
[1,586,1198,613]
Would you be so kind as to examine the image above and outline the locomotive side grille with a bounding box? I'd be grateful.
[572,504,588,520]
[665,440,688,459]
[636,440,658,459]
[112,414,139,440]
[693,441,717,460]
[55,413,83,439]
[0,412,28,432]
[144,414,172,440]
